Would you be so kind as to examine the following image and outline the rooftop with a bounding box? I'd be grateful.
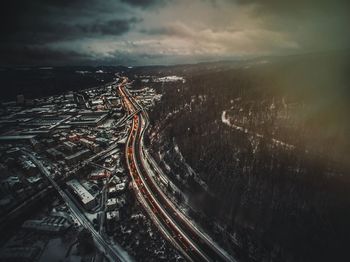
[66,179,95,205]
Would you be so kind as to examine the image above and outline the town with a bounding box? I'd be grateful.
[0,74,181,262]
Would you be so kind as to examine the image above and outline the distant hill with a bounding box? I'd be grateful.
[0,66,128,101]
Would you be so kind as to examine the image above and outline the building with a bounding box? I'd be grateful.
[86,135,96,141]
[79,138,92,148]
[106,198,117,211]
[46,148,64,160]
[67,111,108,126]
[26,176,43,186]
[106,210,120,232]
[21,159,37,175]
[67,179,96,210]
[104,158,114,166]
[64,149,90,165]
[90,170,110,180]
[68,134,79,142]
[63,141,77,152]
[65,92,75,102]
[107,196,126,211]
[96,137,109,146]
[79,138,101,153]
[107,96,119,107]
[108,182,126,197]
[108,186,117,198]
[115,182,126,193]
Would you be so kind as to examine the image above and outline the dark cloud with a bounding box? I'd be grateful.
[0,45,90,66]
[140,27,175,36]
[1,17,140,48]
[78,18,141,35]
[234,0,350,13]
[0,0,144,65]
[2,0,139,39]
[120,0,168,7]
[139,24,192,39]
[0,1,89,33]
[233,0,350,51]
[0,0,349,66]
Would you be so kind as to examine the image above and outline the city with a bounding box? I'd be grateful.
[1,1,349,262]
[0,72,233,261]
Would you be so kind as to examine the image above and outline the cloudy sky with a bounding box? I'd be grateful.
[1,0,349,66]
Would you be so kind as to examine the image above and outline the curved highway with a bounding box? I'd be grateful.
[118,78,234,262]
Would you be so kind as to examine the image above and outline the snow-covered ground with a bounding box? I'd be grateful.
[154,75,186,83]
[222,110,295,150]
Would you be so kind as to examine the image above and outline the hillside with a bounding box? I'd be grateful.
[136,51,350,261]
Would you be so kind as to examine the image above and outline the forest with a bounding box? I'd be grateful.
[136,51,350,262]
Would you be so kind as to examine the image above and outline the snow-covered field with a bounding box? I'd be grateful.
[154,75,186,83]
[222,110,295,150]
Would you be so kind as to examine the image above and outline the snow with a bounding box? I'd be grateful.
[221,111,245,131]
[84,212,98,223]
[154,75,186,83]
[222,110,295,150]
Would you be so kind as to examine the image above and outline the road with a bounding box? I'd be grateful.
[22,149,132,262]
[118,79,234,262]
[68,141,123,176]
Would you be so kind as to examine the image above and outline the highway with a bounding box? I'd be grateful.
[22,149,132,262]
[118,78,234,262]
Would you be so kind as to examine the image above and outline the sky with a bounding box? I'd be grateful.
[1,0,349,66]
